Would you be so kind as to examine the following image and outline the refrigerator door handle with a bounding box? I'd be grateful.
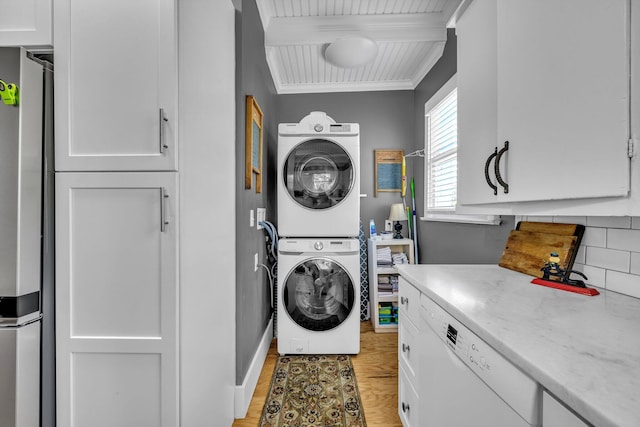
[0,314,42,328]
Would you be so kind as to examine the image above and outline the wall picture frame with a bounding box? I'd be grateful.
[245,95,263,193]
[374,149,404,196]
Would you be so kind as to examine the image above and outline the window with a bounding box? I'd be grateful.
[422,75,500,225]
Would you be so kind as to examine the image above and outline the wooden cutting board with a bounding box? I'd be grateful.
[499,222,585,278]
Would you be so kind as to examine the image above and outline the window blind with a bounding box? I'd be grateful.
[426,88,457,211]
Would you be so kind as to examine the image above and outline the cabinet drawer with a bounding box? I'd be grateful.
[398,365,419,427]
[398,277,420,326]
[398,313,419,386]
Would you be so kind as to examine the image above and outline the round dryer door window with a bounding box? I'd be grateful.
[283,258,355,332]
[283,139,354,209]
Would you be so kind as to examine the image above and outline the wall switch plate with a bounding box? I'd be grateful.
[385,220,393,232]
[257,208,266,229]
[249,209,254,227]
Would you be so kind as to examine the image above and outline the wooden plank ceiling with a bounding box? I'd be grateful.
[256,0,463,94]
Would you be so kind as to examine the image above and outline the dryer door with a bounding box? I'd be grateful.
[283,258,355,331]
[283,139,354,209]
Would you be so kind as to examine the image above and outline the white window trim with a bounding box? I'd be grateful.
[421,74,501,226]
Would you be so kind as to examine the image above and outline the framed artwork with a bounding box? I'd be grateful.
[245,95,263,193]
[374,149,404,196]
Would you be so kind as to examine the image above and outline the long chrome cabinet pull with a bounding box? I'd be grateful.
[484,148,498,195]
[160,187,170,232]
[494,140,509,194]
[159,108,169,153]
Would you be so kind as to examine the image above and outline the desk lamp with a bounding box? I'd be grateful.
[389,203,408,239]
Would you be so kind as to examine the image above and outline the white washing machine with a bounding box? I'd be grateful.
[277,238,360,355]
[277,112,360,238]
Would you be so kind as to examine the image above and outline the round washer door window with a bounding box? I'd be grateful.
[283,139,354,209]
[283,258,355,331]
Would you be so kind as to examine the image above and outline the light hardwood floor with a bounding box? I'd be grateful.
[232,321,402,427]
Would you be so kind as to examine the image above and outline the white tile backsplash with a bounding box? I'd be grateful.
[605,271,640,299]
[581,227,607,248]
[631,252,640,275]
[585,247,630,272]
[520,216,640,299]
[586,216,632,229]
[607,228,640,252]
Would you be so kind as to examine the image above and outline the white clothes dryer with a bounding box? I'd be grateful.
[277,238,360,355]
[278,112,360,238]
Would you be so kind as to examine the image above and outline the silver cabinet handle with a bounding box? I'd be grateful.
[495,140,509,194]
[484,148,498,195]
[160,187,169,232]
[402,343,410,353]
[159,108,169,153]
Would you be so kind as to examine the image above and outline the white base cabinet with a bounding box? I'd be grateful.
[457,0,634,215]
[55,172,178,427]
[397,276,422,427]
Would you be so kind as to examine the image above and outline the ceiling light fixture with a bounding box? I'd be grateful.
[323,36,378,68]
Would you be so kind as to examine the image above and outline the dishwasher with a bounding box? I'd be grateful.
[419,293,542,427]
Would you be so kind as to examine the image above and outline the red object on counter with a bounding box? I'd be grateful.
[531,278,600,296]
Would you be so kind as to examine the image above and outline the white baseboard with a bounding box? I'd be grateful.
[234,317,273,419]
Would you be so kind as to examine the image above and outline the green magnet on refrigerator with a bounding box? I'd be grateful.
[0,80,19,106]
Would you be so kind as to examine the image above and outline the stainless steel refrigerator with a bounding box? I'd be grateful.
[0,47,54,427]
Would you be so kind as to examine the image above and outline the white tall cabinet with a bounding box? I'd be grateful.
[55,173,178,426]
[53,0,180,424]
[55,0,237,425]
[457,0,631,207]
[54,0,178,172]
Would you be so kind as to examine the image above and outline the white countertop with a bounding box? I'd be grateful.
[395,264,640,427]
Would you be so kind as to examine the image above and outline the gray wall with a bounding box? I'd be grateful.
[277,91,415,231]
[235,0,278,384]
[412,29,514,264]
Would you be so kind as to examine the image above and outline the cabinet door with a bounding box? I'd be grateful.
[496,0,629,203]
[0,0,52,46]
[457,0,499,205]
[54,0,177,171]
[458,0,630,206]
[55,172,178,427]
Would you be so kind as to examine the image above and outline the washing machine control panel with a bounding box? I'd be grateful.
[279,238,359,254]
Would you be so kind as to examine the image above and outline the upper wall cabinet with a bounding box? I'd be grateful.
[457,0,631,209]
[54,0,178,171]
[0,0,52,46]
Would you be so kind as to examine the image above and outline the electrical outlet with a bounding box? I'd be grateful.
[385,220,393,232]
[256,208,266,229]
[249,209,254,227]
[254,253,258,272]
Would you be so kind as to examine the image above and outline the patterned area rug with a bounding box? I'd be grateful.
[259,354,367,427]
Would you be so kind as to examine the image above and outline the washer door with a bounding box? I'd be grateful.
[283,258,355,332]
[283,139,354,209]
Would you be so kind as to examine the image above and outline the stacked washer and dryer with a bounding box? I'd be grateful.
[276,112,361,355]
